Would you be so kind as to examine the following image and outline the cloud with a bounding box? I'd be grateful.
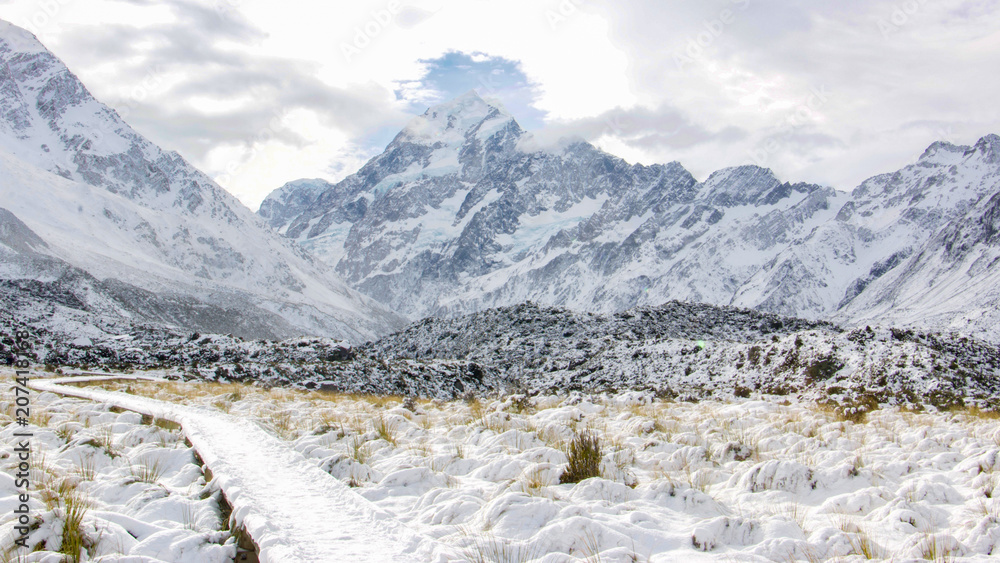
[394,6,436,29]
[396,51,547,130]
[58,1,398,155]
[19,0,419,208]
[528,0,997,187]
[3,0,998,205]
[526,104,746,155]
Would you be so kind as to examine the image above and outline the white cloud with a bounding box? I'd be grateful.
[1,0,998,208]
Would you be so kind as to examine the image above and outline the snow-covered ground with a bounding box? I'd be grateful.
[0,376,235,562]
[16,373,456,563]
[61,376,1000,562]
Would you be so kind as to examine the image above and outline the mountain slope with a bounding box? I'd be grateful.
[735,137,1000,331]
[265,91,847,324]
[0,20,402,341]
[838,161,1000,342]
[266,91,999,339]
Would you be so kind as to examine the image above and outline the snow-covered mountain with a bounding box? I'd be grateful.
[0,20,403,342]
[836,149,1000,341]
[739,136,1000,341]
[264,90,1000,341]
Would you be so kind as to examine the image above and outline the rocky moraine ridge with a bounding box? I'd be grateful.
[6,299,998,408]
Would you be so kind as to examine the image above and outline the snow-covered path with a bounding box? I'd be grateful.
[29,375,460,563]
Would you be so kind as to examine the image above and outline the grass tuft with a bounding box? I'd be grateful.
[128,456,166,484]
[462,528,541,563]
[846,526,885,560]
[561,429,602,484]
[95,425,120,458]
[918,533,958,562]
[349,436,371,465]
[73,455,97,481]
[373,415,398,445]
[59,491,94,563]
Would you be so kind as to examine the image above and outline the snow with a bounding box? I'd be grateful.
[498,195,609,256]
[401,90,511,146]
[0,23,401,341]
[0,375,235,563]
[476,115,514,141]
[393,186,479,255]
[25,374,457,562]
[299,223,353,265]
[29,374,1000,562]
[262,82,1000,338]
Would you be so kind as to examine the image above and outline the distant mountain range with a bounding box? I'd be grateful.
[0,20,402,342]
[262,91,1000,343]
[2,17,996,350]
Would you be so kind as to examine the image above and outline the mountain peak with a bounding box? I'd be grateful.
[453,88,485,103]
[401,90,515,144]
[429,89,508,116]
[918,134,1000,166]
[918,139,968,165]
[973,133,1000,163]
[0,19,46,55]
[0,21,403,340]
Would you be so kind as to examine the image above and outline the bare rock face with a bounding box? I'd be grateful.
[265,90,1000,342]
[0,20,403,342]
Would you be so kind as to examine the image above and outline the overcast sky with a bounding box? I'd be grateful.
[2,0,998,210]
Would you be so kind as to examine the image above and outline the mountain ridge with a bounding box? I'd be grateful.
[263,90,1000,342]
[0,19,404,342]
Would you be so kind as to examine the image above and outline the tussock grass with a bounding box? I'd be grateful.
[43,379,1000,562]
[181,502,198,531]
[73,455,97,481]
[349,436,371,465]
[95,425,120,458]
[579,528,604,563]
[152,417,181,431]
[30,455,95,562]
[918,533,958,562]
[59,491,94,563]
[771,502,809,533]
[561,430,602,484]
[536,425,564,450]
[128,456,165,484]
[364,394,403,409]
[0,546,30,563]
[55,422,79,442]
[38,475,78,512]
[266,410,296,439]
[950,405,1000,420]
[28,406,52,428]
[518,466,551,497]
[461,528,542,563]
[846,526,886,560]
[373,415,398,445]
